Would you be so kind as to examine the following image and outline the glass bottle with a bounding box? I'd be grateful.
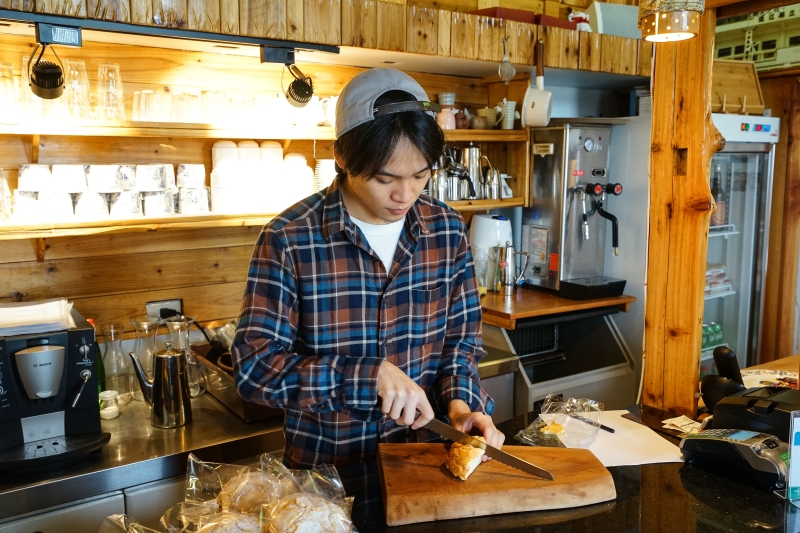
[101,323,132,405]
[165,315,206,398]
[87,318,106,399]
[131,315,160,402]
[710,166,727,226]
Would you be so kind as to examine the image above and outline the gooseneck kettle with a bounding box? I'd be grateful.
[129,341,193,428]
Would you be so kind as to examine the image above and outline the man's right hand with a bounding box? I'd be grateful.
[377,360,435,429]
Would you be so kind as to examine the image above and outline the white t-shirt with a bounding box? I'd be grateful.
[351,216,405,271]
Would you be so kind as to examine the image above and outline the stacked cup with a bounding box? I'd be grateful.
[96,63,126,121]
[500,98,521,130]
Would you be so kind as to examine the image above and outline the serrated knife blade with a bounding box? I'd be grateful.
[425,417,554,480]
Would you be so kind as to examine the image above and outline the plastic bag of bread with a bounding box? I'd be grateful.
[267,493,353,533]
[161,501,226,532]
[259,454,356,533]
[195,512,265,533]
[217,470,300,514]
[185,453,253,506]
[98,514,161,533]
[515,394,604,449]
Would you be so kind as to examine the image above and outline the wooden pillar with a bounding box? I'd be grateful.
[759,76,800,364]
[642,10,725,417]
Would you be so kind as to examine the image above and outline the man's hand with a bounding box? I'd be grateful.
[448,399,505,462]
[377,361,435,429]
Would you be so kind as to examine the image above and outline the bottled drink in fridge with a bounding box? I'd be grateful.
[714,323,723,345]
[710,166,727,226]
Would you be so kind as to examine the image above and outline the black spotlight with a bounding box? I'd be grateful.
[28,43,65,100]
[285,65,313,108]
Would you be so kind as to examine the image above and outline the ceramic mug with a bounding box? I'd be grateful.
[477,106,504,129]
[436,107,456,130]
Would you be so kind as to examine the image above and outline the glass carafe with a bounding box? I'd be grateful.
[101,323,132,405]
[131,315,160,402]
[165,315,206,398]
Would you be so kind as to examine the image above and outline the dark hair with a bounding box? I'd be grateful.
[333,90,445,181]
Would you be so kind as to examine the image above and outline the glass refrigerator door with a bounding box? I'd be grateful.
[702,149,771,375]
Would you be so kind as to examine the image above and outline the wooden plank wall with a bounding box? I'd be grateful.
[760,77,800,363]
[0,34,488,338]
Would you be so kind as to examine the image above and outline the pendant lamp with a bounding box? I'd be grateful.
[639,0,704,42]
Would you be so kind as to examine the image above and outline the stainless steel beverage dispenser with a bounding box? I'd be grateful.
[521,123,626,300]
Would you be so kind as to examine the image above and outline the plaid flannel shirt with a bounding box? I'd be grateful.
[231,177,494,468]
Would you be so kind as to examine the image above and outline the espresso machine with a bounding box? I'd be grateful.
[0,309,109,471]
[521,123,626,300]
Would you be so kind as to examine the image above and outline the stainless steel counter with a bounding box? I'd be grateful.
[0,395,285,521]
[0,349,517,523]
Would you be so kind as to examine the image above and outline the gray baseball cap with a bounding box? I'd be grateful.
[335,68,441,139]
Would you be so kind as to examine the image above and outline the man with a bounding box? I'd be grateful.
[232,68,503,468]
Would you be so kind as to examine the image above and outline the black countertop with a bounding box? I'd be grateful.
[338,409,792,533]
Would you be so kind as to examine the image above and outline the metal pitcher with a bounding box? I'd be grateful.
[494,241,530,296]
[460,142,482,199]
[129,341,193,428]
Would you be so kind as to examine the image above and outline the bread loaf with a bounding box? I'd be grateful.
[445,436,486,480]
[216,471,274,514]
[196,513,262,533]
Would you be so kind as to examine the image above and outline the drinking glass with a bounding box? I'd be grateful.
[131,315,160,401]
[165,315,206,398]
[64,59,90,119]
[0,62,20,122]
[102,323,133,405]
[96,63,126,121]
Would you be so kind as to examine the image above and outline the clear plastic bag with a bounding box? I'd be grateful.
[260,453,356,533]
[185,453,252,505]
[516,394,604,449]
[161,502,224,533]
[98,514,161,533]
[194,512,264,533]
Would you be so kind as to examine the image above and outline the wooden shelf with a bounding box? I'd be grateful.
[446,197,525,211]
[0,212,276,241]
[0,121,529,142]
[0,198,526,240]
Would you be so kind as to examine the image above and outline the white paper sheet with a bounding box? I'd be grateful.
[588,410,685,467]
[0,298,76,336]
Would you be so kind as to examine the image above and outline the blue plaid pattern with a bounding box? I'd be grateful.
[231,177,493,468]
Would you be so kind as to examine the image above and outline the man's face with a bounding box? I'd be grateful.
[338,137,431,225]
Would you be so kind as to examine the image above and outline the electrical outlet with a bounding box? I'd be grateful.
[146,298,183,319]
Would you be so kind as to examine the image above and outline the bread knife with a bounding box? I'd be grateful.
[424,417,555,480]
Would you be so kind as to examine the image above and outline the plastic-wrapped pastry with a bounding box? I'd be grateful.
[269,493,351,533]
[445,436,486,480]
[195,513,263,533]
[216,471,275,514]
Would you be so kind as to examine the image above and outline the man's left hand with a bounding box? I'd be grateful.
[447,400,505,462]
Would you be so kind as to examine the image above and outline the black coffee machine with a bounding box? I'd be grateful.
[0,309,110,471]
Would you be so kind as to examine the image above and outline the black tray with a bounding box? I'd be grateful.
[559,276,626,300]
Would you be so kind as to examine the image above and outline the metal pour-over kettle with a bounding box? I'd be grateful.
[129,342,193,428]
[495,241,529,296]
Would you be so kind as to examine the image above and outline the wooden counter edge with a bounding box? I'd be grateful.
[481,292,637,330]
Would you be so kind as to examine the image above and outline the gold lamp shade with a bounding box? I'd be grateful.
[639,0,704,42]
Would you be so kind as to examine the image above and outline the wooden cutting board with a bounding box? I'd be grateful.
[377,443,616,526]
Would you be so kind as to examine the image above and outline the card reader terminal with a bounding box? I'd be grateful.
[680,429,789,491]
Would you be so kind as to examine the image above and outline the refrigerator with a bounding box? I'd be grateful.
[701,113,779,375]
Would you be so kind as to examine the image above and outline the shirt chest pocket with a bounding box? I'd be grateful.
[408,284,450,347]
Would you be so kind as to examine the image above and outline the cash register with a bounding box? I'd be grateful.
[712,387,800,443]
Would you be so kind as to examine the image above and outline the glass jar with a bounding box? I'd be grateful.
[165,315,206,398]
[98,390,121,419]
[131,315,160,402]
[101,323,132,405]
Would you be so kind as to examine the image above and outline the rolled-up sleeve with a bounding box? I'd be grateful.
[433,226,495,416]
[232,227,383,419]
